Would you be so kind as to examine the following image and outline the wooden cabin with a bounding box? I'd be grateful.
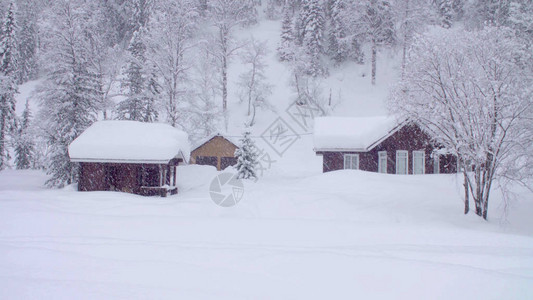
[314,116,456,174]
[68,121,190,197]
[190,134,239,171]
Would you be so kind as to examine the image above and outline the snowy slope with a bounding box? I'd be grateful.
[0,168,532,299]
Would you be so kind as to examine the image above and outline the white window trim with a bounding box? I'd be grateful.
[433,155,440,174]
[413,150,425,175]
[396,150,408,174]
[344,154,360,170]
[378,151,387,173]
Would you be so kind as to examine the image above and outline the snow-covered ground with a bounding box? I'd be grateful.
[1,162,532,299]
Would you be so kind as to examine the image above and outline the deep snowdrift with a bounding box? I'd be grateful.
[0,166,532,299]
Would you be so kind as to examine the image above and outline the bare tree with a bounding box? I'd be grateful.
[208,0,256,112]
[149,0,198,127]
[238,38,273,127]
[389,27,533,220]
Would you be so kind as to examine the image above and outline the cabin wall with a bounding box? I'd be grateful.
[320,124,456,174]
[190,136,238,171]
[79,163,106,191]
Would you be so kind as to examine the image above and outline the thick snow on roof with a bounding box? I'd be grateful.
[314,116,402,151]
[69,121,190,163]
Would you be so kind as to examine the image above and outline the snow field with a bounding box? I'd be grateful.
[0,163,532,299]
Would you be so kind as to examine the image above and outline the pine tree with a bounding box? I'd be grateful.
[38,1,102,187]
[278,7,294,61]
[328,0,350,64]
[16,0,38,83]
[300,0,327,77]
[434,0,454,28]
[14,99,33,169]
[234,129,258,180]
[0,1,19,170]
[116,28,158,122]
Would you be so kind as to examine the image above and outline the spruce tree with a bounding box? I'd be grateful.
[300,0,327,77]
[14,100,33,169]
[116,27,158,122]
[278,7,294,61]
[328,0,350,64]
[39,1,101,187]
[234,129,258,180]
[16,0,38,83]
[0,2,19,170]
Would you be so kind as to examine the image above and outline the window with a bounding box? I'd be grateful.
[396,150,408,174]
[378,151,387,173]
[413,151,425,174]
[344,154,359,170]
[433,155,440,174]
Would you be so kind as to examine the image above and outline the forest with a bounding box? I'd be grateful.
[0,0,530,217]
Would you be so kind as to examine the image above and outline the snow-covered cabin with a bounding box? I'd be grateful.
[190,134,239,171]
[68,121,190,197]
[313,116,457,174]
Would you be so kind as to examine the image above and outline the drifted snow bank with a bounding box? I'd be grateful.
[68,120,190,163]
[313,116,401,151]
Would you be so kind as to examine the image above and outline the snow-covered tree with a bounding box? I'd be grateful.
[238,38,273,126]
[116,27,158,122]
[189,47,221,139]
[277,6,294,61]
[389,27,533,220]
[394,0,432,76]
[16,0,39,83]
[14,99,33,169]
[298,0,327,77]
[128,0,153,36]
[0,1,19,170]
[508,0,533,46]
[37,0,102,187]
[328,0,350,64]
[363,0,395,85]
[234,129,258,180]
[208,0,254,112]
[150,0,198,127]
[433,0,454,28]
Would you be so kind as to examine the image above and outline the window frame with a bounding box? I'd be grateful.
[343,154,360,170]
[378,151,387,173]
[413,150,425,175]
[396,150,408,175]
[433,154,440,174]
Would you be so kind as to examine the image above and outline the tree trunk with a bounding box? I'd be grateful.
[371,41,377,85]
[222,54,227,111]
[463,170,469,214]
[0,110,5,170]
[401,0,410,79]
[474,168,483,216]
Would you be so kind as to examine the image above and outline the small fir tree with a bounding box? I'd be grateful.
[14,99,33,169]
[278,7,294,61]
[234,129,258,180]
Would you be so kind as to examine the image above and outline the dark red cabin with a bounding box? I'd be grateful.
[69,121,190,197]
[314,117,456,174]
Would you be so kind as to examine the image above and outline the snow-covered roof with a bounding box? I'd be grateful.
[191,133,239,151]
[69,121,190,164]
[314,116,406,152]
